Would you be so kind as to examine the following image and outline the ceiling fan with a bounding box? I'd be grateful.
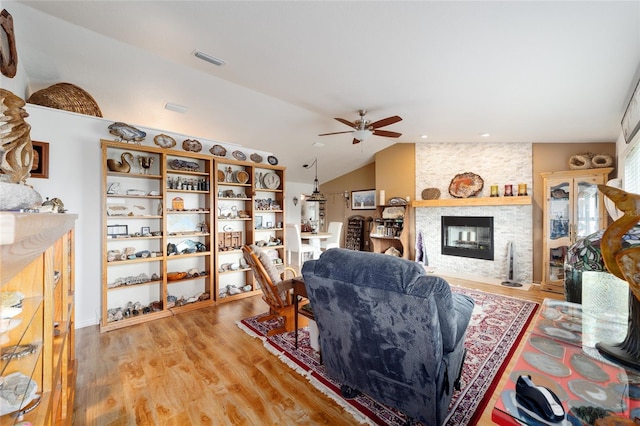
[319,109,402,144]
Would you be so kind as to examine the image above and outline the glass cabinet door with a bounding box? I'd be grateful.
[575,178,601,240]
[548,181,570,240]
[546,181,571,283]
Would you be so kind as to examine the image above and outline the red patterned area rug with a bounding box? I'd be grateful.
[237,287,538,425]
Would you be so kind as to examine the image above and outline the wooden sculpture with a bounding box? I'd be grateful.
[597,184,640,368]
[0,9,18,78]
[0,88,33,183]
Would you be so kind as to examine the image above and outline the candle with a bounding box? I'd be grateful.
[518,183,528,196]
[504,184,513,196]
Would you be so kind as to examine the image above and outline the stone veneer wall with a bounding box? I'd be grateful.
[415,142,533,284]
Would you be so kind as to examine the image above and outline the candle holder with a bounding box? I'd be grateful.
[518,183,528,196]
[504,184,513,197]
[490,185,499,197]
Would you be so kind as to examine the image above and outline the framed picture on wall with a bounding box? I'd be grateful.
[622,77,640,144]
[31,141,49,179]
[351,189,376,210]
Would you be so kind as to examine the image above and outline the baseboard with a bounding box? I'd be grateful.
[434,270,532,291]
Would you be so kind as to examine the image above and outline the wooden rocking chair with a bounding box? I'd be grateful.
[242,244,308,336]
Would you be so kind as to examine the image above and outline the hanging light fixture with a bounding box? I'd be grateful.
[303,159,327,203]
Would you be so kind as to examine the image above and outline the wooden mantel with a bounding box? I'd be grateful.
[411,195,532,208]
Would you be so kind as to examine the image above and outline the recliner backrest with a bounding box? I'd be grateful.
[301,248,473,425]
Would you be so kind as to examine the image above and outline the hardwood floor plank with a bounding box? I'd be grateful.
[74,281,562,425]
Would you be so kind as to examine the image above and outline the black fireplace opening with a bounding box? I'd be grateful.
[441,216,494,260]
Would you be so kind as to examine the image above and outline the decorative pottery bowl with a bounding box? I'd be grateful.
[167,272,187,281]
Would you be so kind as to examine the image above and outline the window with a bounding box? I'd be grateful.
[625,139,640,193]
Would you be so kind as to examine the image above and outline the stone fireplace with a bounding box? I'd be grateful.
[415,142,533,284]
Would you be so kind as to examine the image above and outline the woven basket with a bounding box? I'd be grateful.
[27,83,102,117]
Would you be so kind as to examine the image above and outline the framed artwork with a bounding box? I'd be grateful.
[622,77,640,144]
[351,189,376,210]
[31,141,49,179]
[107,224,128,238]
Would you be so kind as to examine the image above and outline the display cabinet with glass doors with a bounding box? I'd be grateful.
[541,168,613,293]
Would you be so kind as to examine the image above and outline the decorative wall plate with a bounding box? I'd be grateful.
[388,197,408,205]
[182,139,202,152]
[236,170,249,184]
[210,144,227,157]
[169,159,199,171]
[267,155,278,165]
[262,172,280,189]
[108,122,147,143]
[154,133,176,148]
[250,153,263,163]
[449,172,483,198]
[232,150,246,161]
[421,188,441,200]
[217,170,225,182]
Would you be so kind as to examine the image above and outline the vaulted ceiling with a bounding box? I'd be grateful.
[7,1,640,183]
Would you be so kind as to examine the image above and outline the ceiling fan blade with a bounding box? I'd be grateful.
[335,117,357,128]
[318,130,354,136]
[369,115,402,129]
[352,138,361,144]
[373,129,402,138]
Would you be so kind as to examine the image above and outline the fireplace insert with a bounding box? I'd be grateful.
[441,216,494,260]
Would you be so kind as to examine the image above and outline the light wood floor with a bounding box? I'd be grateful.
[73,279,563,425]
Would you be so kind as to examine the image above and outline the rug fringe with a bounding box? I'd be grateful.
[235,320,266,341]
[305,374,375,426]
[263,339,374,425]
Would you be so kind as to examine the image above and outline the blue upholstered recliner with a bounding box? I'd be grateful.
[301,249,474,425]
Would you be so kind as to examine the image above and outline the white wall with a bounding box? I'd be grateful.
[285,181,313,226]
[415,142,533,284]
[26,106,104,327]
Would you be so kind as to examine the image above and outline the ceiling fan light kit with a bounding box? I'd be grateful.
[319,109,402,144]
[354,129,372,141]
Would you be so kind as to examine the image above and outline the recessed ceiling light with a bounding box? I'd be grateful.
[163,102,189,114]
[421,135,428,139]
[481,133,491,138]
[312,141,325,147]
[193,50,227,67]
